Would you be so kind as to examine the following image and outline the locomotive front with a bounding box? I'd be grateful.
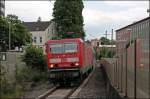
[45,39,82,84]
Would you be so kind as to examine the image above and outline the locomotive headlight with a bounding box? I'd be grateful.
[75,63,79,66]
[50,64,54,68]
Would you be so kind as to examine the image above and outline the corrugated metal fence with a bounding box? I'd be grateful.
[100,38,149,98]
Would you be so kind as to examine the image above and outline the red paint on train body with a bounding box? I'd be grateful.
[45,38,94,83]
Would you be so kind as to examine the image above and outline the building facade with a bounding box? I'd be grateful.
[91,39,101,47]
[0,0,5,17]
[23,20,57,52]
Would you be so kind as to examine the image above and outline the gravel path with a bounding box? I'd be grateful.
[76,65,121,98]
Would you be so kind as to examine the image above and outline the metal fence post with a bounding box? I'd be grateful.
[134,40,137,98]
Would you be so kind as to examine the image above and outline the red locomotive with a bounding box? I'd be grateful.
[45,38,94,85]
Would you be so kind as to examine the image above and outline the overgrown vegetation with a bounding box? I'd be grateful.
[99,48,116,59]
[94,37,116,59]
[0,64,48,98]
[16,66,48,88]
[100,37,111,45]
[21,45,48,88]
[0,45,48,98]
[52,36,62,40]
[22,45,46,71]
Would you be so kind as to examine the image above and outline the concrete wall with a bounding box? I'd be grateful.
[0,52,26,82]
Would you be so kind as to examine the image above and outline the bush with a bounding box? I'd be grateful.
[16,66,33,82]
[16,65,48,82]
[52,36,62,40]
[99,48,116,59]
[22,45,46,71]
[31,71,48,83]
[16,66,48,90]
[107,51,116,58]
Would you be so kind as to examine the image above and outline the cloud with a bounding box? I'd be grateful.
[5,1,149,40]
[103,1,148,8]
[83,9,111,26]
[5,1,54,21]
[83,3,148,26]
[83,1,149,40]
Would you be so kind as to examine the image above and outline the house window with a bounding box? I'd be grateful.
[40,37,42,43]
[34,37,37,43]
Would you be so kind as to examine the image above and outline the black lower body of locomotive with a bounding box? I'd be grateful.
[48,68,82,85]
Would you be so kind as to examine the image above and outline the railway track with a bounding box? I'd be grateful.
[37,85,78,99]
[37,67,95,99]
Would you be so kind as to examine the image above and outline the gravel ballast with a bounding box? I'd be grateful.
[76,65,121,98]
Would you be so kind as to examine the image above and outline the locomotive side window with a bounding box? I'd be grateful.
[50,44,63,54]
[64,43,77,53]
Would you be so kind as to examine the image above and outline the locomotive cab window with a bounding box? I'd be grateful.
[50,44,63,54]
[64,43,77,53]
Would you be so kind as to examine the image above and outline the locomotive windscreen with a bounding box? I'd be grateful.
[50,42,77,53]
[50,44,63,54]
[64,43,77,53]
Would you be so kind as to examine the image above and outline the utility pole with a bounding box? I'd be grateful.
[111,29,113,49]
[111,29,113,42]
[101,30,111,39]
[105,30,108,39]
[9,22,11,50]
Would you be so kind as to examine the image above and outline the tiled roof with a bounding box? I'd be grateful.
[23,21,51,31]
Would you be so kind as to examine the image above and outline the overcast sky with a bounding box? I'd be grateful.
[5,1,149,40]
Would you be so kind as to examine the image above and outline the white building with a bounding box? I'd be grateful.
[23,20,57,52]
[91,39,101,47]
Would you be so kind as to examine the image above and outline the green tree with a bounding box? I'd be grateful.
[53,0,85,39]
[0,15,32,51]
[107,50,116,58]
[0,16,9,51]
[100,48,108,58]
[100,37,111,45]
[22,45,46,70]
[99,48,116,59]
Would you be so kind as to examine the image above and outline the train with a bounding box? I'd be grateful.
[45,38,94,85]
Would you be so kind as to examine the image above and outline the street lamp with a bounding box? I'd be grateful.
[8,21,11,50]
